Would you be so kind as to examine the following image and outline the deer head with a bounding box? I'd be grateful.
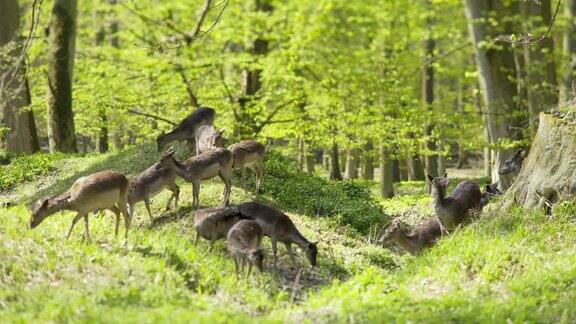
[29,198,51,229]
[427,172,451,192]
[305,241,318,266]
[378,218,406,244]
[499,149,526,175]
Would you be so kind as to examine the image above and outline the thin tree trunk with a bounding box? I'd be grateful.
[298,138,305,170]
[456,82,468,168]
[46,0,78,153]
[322,148,329,170]
[379,143,394,198]
[305,143,315,174]
[329,143,343,181]
[0,0,40,153]
[437,139,446,176]
[399,159,409,181]
[362,140,374,180]
[345,148,360,179]
[391,158,400,182]
[560,0,576,102]
[463,0,516,184]
[423,0,438,182]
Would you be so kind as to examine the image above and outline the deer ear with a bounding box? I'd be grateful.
[518,149,526,160]
[41,199,49,208]
[427,174,434,182]
[442,172,448,178]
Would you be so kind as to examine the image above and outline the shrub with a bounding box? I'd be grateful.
[0,153,66,191]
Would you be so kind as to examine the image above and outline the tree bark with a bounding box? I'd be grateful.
[362,140,374,180]
[379,143,394,198]
[329,143,343,181]
[46,0,78,153]
[437,139,447,176]
[423,1,438,182]
[345,147,360,179]
[0,0,40,153]
[391,158,400,182]
[463,0,517,184]
[322,148,329,170]
[305,143,315,174]
[560,0,576,102]
[407,155,425,181]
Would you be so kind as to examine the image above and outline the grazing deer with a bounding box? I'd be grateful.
[427,172,481,233]
[128,161,180,221]
[195,125,225,155]
[159,147,233,209]
[193,206,243,245]
[228,140,265,193]
[378,217,446,255]
[498,148,527,189]
[237,201,317,267]
[480,182,501,208]
[156,107,215,153]
[29,170,131,241]
[227,219,265,278]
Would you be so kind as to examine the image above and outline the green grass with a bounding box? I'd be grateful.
[1,145,575,322]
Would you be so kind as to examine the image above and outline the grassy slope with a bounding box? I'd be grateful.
[1,146,575,323]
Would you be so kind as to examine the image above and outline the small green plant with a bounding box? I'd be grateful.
[0,153,66,191]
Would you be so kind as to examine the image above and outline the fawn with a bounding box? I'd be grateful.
[228,140,265,193]
[128,161,180,220]
[379,217,446,255]
[156,107,215,153]
[227,219,265,278]
[480,182,501,208]
[427,172,481,233]
[159,148,233,209]
[498,148,527,189]
[194,125,225,155]
[193,206,243,245]
[29,170,131,241]
[237,201,317,267]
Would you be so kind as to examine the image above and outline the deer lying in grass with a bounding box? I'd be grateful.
[237,201,317,267]
[427,172,481,233]
[159,148,233,209]
[228,140,265,193]
[378,217,446,255]
[195,125,225,155]
[156,106,215,153]
[193,206,243,245]
[227,219,265,278]
[29,170,131,241]
[480,182,501,209]
[498,148,527,189]
[128,161,180,221]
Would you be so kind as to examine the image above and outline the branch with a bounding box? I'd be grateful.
[174,63,200,107]
[124,108,177,125]
[261,98,298,126]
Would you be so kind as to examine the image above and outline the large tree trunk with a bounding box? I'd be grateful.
[504,110,576,213]
[46,0,78,153]
[423,2,438,184]
[379,143,394,198]
[0,0,40,153]
[463,0,517,184]
[560,0,576,102]
[362,140,374,180]
[345,147,360,179]
[329,143,343,180]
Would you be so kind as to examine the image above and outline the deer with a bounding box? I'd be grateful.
[227,219,265,278]
[237,201,317,267]
[480,182,501,209]
[194,125,225,155]
[498,148,527,189]
[29,170,131,241]
[156,106,215,153]
[193,206,243,245]
[228,140,266,193]
[127,161,180,221]
[378,217,446,255]
[159,147,233,209]
[427,172,481,233]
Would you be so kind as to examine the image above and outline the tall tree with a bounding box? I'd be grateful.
[46,0,78,153]
[463,0,517,185]
[379,143,394,198]
[560,0,576,102]
[423,0,438,187]
[0,0,40,153]
[329,143,343,180]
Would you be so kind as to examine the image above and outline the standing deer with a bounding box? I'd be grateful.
[227,219,265,278]
[128,161,180,221]
[159,148,233,209]
[237,201,317,267]
[378,217,446,255]
[156,107,215,153]
[228,140,265,193]
[498,148,527,189]
[193,206,243,245]
[480,182,501,208]
[29,170,131,241]
[427,172,481,233]
[195,125,225,155]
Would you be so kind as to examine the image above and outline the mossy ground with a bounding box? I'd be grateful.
[1,145,575,322]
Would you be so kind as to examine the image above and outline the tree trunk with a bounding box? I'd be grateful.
[399,159,408,181]
[379,143,394,198]
[94,4,108,153]
[305,143,315,174]
[362,140,374,180]
[437,139,447,176]
[407,155,424,181]
[560,0,576,102]
[503,110,576,213]
[0,0,40,153]
[463,0,517,184]
[46,0,78,153]
[391,158,400,182]
[456,82,468,168]
[298,138,305,170]
[329,143,343,180]
[322,148,329,170]
[345,148,359,179]
[423,1,438,182]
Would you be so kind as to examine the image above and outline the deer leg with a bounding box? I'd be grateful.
[234,257,239,279]
[246,263,253,279]
[272,238,278,266]
[284,243,298,266]
[255,161,263,194]
[66,213,85,239]
[144,198,153,220]
[83,214,91,243]
[218,171,232,206]
[192,181,201,209]
[108,205,121,237]
[240,167,247,191]
[166,184,180,212]
[119,203,131,239]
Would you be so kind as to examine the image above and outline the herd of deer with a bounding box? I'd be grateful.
[28,107,316,277]
[27,105,528,275]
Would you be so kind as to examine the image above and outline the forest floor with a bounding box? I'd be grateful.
[1,145,575,323]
